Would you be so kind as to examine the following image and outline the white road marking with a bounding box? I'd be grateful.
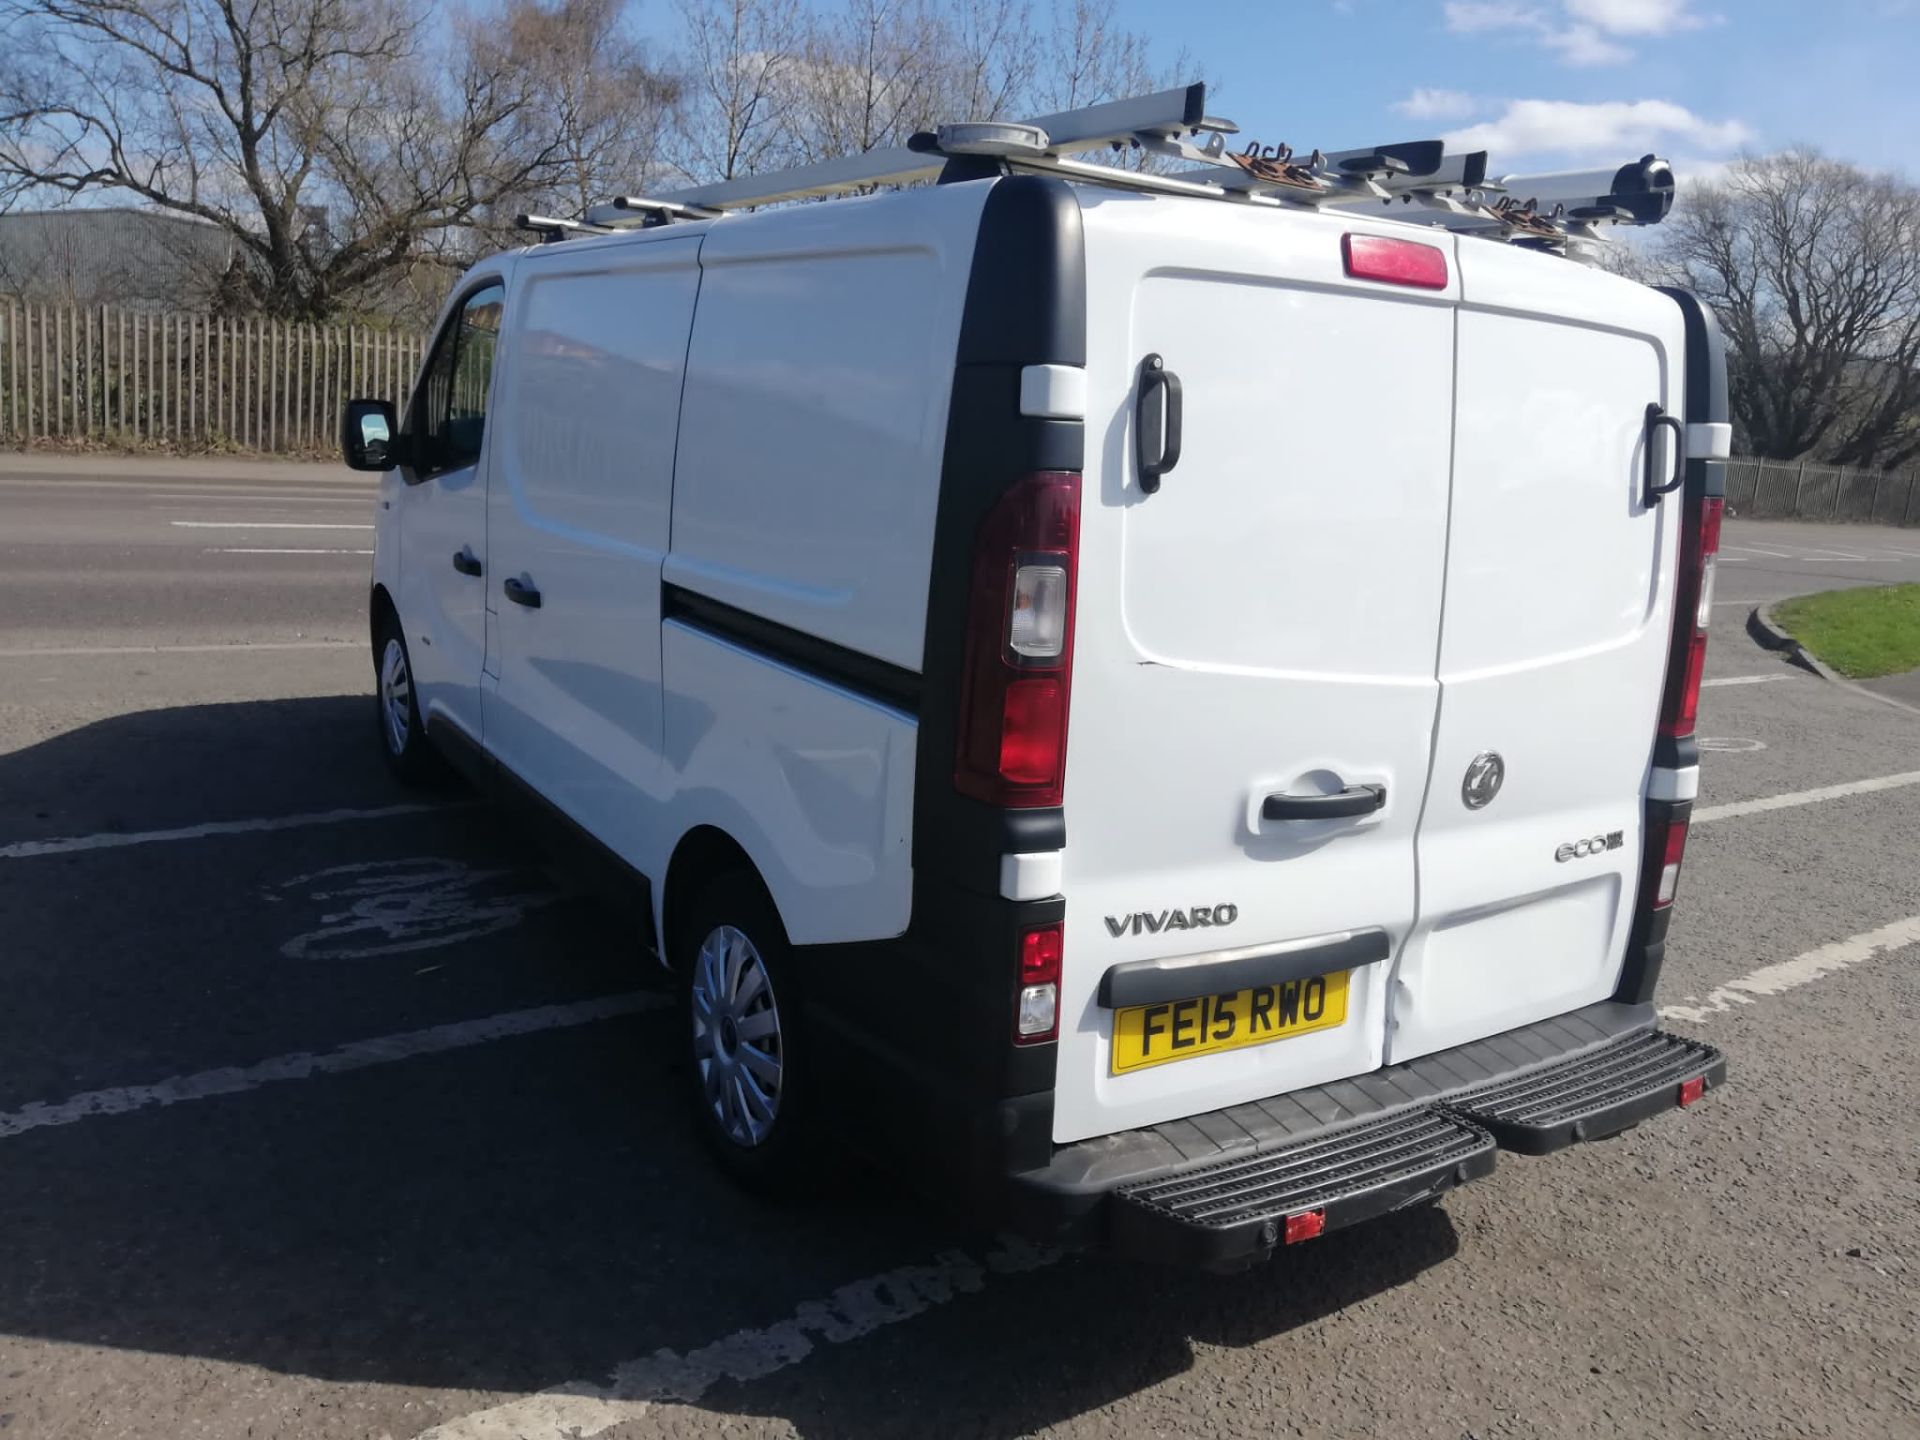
[152,492,369,502]
[1696,736,1767,752]
[0,803,455,861]
[1701,674,1788,687]
[210,546,374,555]
[410,1236,1065,1440]
[0,992,661,1141]
[1661,914,1920,1025]
[279,858,555,959]
[171,520,373,530]
[0,640,357,659]
[1692,769,1920,825]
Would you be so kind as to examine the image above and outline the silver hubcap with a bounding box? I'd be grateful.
[690,924,784,1147]
[380,637,412,756]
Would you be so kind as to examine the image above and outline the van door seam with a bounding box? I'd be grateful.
[1385,298,1462,1057]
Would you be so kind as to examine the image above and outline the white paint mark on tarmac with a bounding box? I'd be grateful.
[0,993,661,1140]
[1662,915,1920,1025]
[409,1236,1065,1440]
[0,640,356,659]
[1692,769,1920,825]
[171,520,373,530]
[210,546,374,555]
[1697,736,1767,752]
[279,858,554,959]
[1701,674,1788,687]
[0,802,455,860]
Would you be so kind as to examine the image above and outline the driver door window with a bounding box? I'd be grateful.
[413,283,504,478]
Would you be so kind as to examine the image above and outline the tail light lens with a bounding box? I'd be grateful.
[1638,487,1719,926]
[1015,924,1063,1044]
[1657,496,1722,740]
[1342,233,1449,290]
[1641,811,1690,911]
[955,471,1081,808]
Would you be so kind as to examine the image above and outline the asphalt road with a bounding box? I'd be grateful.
[1,457,1917,1440]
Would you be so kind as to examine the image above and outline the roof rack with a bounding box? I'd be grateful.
[567,83,1673,257]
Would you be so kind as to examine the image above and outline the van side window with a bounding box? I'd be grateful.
[415,283,504,475]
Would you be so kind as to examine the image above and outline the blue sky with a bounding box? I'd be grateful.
[1108,0,1920,178]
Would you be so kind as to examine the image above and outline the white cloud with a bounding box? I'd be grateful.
[1393,87,1482,120]
[1444,0,1713,66]
[1443,1,1547,32]
[1564,0,1709,34]
[1543,25,1634,64]
[1442,99,1754,160]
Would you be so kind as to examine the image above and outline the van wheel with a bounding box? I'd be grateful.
[678,872,815,1194]
[373,613,438,785]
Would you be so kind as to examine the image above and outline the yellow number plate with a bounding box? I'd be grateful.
[1109,971,1350,1075]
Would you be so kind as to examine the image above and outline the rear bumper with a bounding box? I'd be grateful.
[1005,1000,1725,1269]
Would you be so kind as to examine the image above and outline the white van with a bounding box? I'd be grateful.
[342,87,1728,1268]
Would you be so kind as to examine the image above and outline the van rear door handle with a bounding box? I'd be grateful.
[451,548,482,577]
[1135,353,1183,494]
[1643,403,1685,506]
[503,576,541,609]
[1263,785,1385,821]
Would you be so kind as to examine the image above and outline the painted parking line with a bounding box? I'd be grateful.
[1661,914,1920,1025]
[0,802,458,861]
[0,993,660,1141]
[209,547,374,555]
[0,640,357,659]
[1692,769,1920,825]
[1701,674,1788,687]
[411,1235,1064,1440]
[171,520,373,530]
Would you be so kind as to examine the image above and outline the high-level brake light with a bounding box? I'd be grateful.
[1342,233,1449,290]
[955,471,1081,808]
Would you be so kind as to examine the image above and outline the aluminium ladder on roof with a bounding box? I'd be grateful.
[532,81,1674,255]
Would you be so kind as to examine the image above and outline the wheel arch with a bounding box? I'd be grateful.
[369,582,400,663]
[661,825,777,972]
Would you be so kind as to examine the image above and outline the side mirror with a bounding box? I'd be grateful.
[341,398,400,472]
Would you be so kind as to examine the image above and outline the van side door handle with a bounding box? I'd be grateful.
[502,576,541,609]
[1136,353,1183,494]
[1263,785,1385,821]
[451,548,482,578]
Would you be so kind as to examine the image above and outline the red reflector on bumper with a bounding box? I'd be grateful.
[1283,1209,1326,1244]
[1677,1076,1706,1107]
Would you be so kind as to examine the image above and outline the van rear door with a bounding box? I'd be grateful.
[1386,243,1688,1062]
[1053,194,1458,1144]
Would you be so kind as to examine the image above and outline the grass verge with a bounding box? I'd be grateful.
[1772,584,1920,678]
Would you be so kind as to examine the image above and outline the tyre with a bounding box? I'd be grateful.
[372,610,440,785]
[677,870,816,1194]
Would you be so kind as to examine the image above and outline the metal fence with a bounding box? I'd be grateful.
[1724,456,1920,526]
[0,302,426,454]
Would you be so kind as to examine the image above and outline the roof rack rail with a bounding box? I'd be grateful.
[576,83,1674,257]
[514,214,615,243]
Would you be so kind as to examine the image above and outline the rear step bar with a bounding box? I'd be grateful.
[1114,1108,1496,1270]
[1102,1027,1723,1268]
[1442,1028,1725,1155]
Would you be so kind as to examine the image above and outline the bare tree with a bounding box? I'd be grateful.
[485,0,679,221]
[669,0,801,182]
[1652,150,1920,469]
[783,0,950,163]
[0,0,672,318]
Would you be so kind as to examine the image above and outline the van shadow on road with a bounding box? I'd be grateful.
[0,696,1462,1434]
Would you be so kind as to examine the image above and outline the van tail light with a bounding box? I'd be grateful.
[1637,810,1691,914]
[1015,923,1063,1044]
[1657,496,1722,740]
[955,471,1080,808]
